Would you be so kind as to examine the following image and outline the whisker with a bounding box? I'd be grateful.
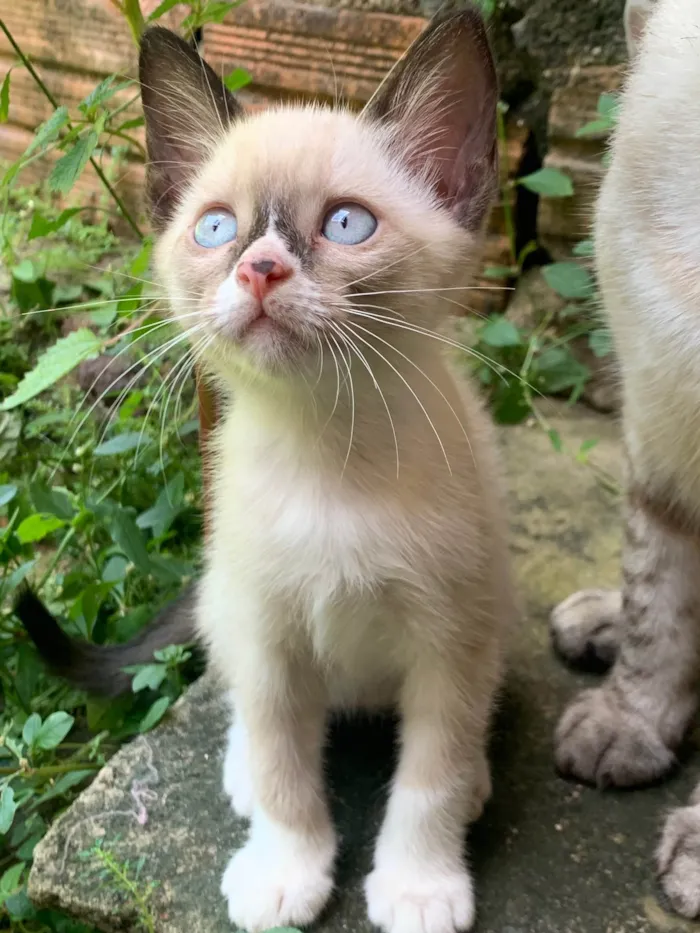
[328,332,355,477]
[332,321,400,478]
[344,320,473,470]
[338,323,453,475]
[337,243,432,293]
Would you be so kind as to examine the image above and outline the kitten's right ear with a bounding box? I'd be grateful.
[139,27,243,230]
[624,0,655,58]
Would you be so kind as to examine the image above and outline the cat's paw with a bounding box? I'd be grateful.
[222,721,254,818]
[555,687,675,787]
[550,589,621,672]
[365,863,475,933]
[221,829,335,932]
[657,802,700,918]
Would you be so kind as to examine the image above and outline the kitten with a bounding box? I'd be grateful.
[136,10,515,933]
[550,0,700,918]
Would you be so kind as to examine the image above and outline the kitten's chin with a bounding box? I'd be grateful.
[207,318,311,379]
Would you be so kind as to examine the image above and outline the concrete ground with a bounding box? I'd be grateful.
[28,403,700,933]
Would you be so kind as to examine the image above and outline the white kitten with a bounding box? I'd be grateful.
[139,13,515,933]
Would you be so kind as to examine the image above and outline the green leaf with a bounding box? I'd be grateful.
[518,167,573,198]
[490,379,530,425]
[479,316,521,348]
[588,327,613,358]
[26,106,69,155]
[22,713,42,747]
[116,116,145,131]
[572,239,594,258]
[89,302,118,328]
[0,70,10,123]
[139,696,171,732]
[482,264,516,280]
[130,664,167,692]
[54,284,84,305]
[16,514,66,544]
[95,432,150,456]
[0,786,16,835]
[49,130,99,195]
[36,711,74,750]
[110,510,152,572]
[576,438,599,463]
[12,259,37,283]
[129,239,152,278]
[79,76,127,115]
[22,713,41,746]
[542,262,595,300]
[102,554,129,583]
[1,328,102,410]
[3,560,37,596]
[0,862,24,898]
[137,473,185,537]
[535,346,590,394]
[28,207,81,241]
[0,484,17,507]
[576,118,613,139]
[30,482,74,520]
[38,770,94,805]
[598,92,620,120]
[548,429,563,452]
[224,68,253,92]
[146,0,182,20]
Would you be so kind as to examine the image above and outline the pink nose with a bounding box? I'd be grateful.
[236,257,292,301]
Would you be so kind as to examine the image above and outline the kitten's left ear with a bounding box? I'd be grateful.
[139,27,244,230]
[363,7,498,232]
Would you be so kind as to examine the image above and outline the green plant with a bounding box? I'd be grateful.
[0,4,251,930]
[79,839,158,933]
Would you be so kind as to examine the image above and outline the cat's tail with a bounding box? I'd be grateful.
[14,585,198,698]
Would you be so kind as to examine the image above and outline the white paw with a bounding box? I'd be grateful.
[221,822,335,932]
[223,720,254,818]
[365,863,475,933]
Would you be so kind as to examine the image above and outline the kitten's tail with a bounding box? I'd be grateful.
[14,585,198,698]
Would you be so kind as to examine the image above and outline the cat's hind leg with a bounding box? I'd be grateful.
[658,781,700,918]
[551,589,622,672]
[555,495,700,787]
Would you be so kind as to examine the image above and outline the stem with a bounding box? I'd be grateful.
[496,105,517,269]
[0,19,144,240]
[122,0,146,44]
[35,526,76,593]
[0,762,100,776]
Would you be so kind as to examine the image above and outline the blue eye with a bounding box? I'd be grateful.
[194,209,237,248]
[322,203,377,245]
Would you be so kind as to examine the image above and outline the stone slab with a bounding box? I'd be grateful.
[30,403,700,933]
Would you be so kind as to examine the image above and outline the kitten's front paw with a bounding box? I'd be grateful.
[223,722,254,818]
[555,687,675,787]
[221,831,335,932]
[365,863,475,933]
[658,803,700,918]
[550,589,621,672]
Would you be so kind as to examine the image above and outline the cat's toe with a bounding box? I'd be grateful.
[555,687,675,787]
[550,589,622,672]
[221,835,334,932]
[658,804,700,918]
[365,863,475,933]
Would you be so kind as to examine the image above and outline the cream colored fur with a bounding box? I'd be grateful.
[146,15,513,932]
[551,0,700,918]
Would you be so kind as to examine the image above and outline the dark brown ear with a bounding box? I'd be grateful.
[363,7,498,232]
[139,27,243,230]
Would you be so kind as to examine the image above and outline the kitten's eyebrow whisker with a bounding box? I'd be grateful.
[333,321,401,478]
[337,243,432,292]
